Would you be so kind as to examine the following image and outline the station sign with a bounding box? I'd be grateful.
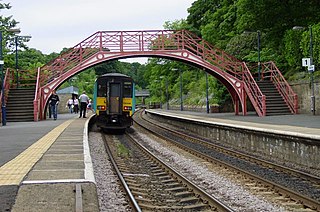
[302,58,310,67]
[308,65,315,72]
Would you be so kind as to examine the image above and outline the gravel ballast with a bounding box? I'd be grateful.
[89,129,285,211]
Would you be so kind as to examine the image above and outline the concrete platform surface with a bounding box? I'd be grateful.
[147,109,320,139]
[0,113,98,212]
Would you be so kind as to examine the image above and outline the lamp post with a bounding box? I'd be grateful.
[205,72,209,113]
[309,26,315,115]
[0,28,21,126]
[243,30,261,80]
[257,30,261,81]
[160,76,169,110]
[166,78,169,110]
[293,25,315,115]
[0,31,5,126]
[172,68,183,111]
[14,35,32,87]
[179,69,183,111]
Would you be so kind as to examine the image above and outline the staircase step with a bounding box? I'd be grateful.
[6,109,34,113]
[6,88,36,122]
[7,101,34,105]
[8,94,34,98]
[7,117,34,122]
[257,80,292,116]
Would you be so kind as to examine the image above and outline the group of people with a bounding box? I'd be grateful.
[48,90,94,120]
[66,97,79,114]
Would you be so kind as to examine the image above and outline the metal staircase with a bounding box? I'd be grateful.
[0,69,37,123]
[6,88,35,122]
[257,81,291,115]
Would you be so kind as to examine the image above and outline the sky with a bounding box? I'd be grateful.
[3,0,195,63]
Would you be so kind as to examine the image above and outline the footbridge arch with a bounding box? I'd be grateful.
[35,30,264,120]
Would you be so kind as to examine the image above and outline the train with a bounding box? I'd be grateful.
[93,73,135,131]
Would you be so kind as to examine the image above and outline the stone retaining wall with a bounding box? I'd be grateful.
[290,80,319,115]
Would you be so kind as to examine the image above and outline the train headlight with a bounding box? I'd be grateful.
[97,105,106,111]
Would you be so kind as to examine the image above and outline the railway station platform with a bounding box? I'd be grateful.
[146,109,320,139]
[0,113,99,212]
[145,109,320,170]
[0,109,319,211]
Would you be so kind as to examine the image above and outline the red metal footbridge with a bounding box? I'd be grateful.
[0,30,298,122]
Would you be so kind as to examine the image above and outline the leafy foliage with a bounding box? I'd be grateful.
[3,0,320,110]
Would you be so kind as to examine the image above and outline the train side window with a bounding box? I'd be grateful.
[123,82,132,97]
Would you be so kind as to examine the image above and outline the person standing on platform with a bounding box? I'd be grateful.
[48,90,59,120]
[87,99,95,113]
[73,97,79,114]
[79,91,89,118]
[66,98,74,113]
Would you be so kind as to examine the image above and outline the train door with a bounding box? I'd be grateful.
[108,83,121,114]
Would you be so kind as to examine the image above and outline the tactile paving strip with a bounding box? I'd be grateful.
[0,120,73,185]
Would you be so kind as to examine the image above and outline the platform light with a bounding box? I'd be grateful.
[15,34,32,87]
[160,76,169,110]
[172,68,183,111]
[243,30,261,81]
[1,28,21,126]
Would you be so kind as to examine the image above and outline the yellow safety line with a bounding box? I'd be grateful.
[0,119,74,185]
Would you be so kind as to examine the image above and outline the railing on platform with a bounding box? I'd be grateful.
[261,61,298,114]
[34,67,41,121]
[242,62,266,116]
[0,69,14,124]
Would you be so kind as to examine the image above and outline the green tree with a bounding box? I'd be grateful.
[1,1,20,69]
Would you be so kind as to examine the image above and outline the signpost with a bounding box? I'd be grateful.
[302,58,315,115]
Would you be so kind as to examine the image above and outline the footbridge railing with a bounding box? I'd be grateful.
[40,30,245,86]
[242,63,266,116]
[260,61,298,114]
[38,30,267,117]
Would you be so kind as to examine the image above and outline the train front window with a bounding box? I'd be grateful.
[123,82,132,97]
[98,82,106,97]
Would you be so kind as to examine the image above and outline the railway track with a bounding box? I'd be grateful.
[101,132,233,211]
[134,109,320,211]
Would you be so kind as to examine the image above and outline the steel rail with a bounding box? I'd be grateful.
[101,133,142,212]
[125,132,234,212]
[135,110,320,211]
[143,111,320,185]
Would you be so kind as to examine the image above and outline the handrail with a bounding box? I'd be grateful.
[179,30,243,78]
[261,62,298,114]
[40,30,243,87]
[242,62,266,116]
[0,68,14,124]
[15,69,37,88]
[3,69,14,102]
[33,67,41,121]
